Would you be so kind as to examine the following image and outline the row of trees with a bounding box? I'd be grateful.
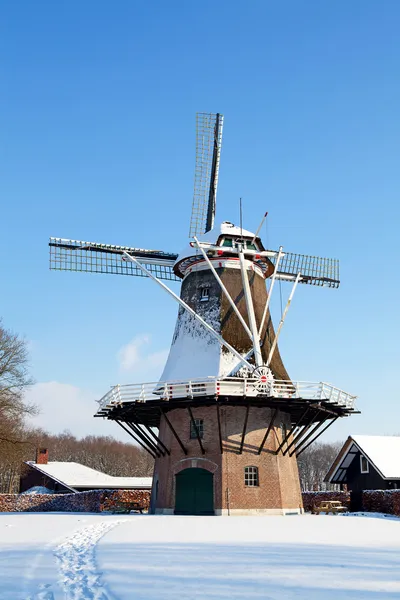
[297,441,342,491]
[0,319,153,493]
[0,317,342,494]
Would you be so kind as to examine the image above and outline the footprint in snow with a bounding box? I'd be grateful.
[26,583,54,600]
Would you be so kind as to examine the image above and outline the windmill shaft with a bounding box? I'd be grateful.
[193,236,253,341]
[238,247,263,367]
[258,246,284,337]
[267,272,301,367]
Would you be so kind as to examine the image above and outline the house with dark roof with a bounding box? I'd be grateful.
[325,435,400,492]
[19,448,152,494]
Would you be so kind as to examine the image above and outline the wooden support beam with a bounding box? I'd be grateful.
[217,404,223,454]
[143,424,170,456]
[295,417,339,457]
[161,409,188,455]
[127,422,162,457]
[239,405,250,454]
[115,421,157,460]
[276,406,311,455]
[281,407,312,456]
[257,408,278,455]
[188,406,205,455]
[283,408,321,456]
[290,416,328,457]
[135,423,165,456]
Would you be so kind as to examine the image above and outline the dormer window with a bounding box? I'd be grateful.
[200,288,210,302]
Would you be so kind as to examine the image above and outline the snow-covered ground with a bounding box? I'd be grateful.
[0,513,399,599]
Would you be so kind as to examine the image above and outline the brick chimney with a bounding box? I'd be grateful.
[36,448,49,465]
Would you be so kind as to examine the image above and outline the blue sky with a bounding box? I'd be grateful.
[1,1,399,442]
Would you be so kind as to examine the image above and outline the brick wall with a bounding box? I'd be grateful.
[154,405,303,513]
[0,489,151,513]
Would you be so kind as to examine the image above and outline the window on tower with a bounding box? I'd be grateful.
[244,466,259,487]
[190,418,204,439]
[200,288,210,302]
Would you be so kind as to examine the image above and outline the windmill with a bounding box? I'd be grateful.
[49,112,357,516]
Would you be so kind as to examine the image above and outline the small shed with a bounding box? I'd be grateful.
[20,448,152,494]
[325,435,400,492]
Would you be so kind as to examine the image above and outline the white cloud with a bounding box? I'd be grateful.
[118,334,149,371]
[22,336,170,442]
[117,334,168,379]
[24,382,126,441]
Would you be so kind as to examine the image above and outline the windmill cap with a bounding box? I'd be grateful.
[173,221,266,278]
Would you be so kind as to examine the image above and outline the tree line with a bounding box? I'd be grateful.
[0,319,153,493]
[0,318,342,494]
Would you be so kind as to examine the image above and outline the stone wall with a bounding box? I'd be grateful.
[0,489,151,513]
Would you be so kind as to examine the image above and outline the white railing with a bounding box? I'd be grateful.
[96,377,357,414]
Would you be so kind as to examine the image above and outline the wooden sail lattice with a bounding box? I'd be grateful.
[189,113,224,238]
[49,238,180,281]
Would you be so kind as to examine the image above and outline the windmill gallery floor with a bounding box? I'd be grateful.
[0,513,399,599]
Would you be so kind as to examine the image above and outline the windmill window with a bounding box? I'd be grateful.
[190,418,204,439]
[200,288,210,302]
[360,455,369,473]
[244,466,259,487]
[246,242,257,250]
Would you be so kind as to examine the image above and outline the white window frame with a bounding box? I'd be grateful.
[360,454,369,474]
[200,288,210,302]
[244,466,259,487]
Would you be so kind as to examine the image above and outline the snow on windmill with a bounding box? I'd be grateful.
[49,112,357,515]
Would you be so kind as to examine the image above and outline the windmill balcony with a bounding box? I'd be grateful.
[96,377,357,416]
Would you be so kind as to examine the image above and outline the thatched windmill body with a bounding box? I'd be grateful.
[50,113,357,515]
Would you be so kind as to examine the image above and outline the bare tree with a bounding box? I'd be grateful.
[0,320,36,444]
[297,441,342,491]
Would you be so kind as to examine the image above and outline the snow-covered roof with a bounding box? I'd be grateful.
[351,435,400,479]
[27,461,153,490]
[326,435,400,481]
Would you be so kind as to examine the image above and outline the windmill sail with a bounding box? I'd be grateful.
[189,112,224,238]
[270,251,340,288]
[49,238,180,281]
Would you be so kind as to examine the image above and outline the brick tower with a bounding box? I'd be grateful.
[49,112,357,516]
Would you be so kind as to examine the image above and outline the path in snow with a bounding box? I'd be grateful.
[53,520,122,600]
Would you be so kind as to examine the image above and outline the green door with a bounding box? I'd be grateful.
[175,468,214,515]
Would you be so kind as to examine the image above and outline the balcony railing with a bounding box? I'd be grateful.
[96,377,357,414]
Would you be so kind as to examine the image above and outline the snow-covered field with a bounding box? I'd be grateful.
[0,513,399,599]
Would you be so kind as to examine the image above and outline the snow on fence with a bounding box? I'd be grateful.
[0,489,151,513]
